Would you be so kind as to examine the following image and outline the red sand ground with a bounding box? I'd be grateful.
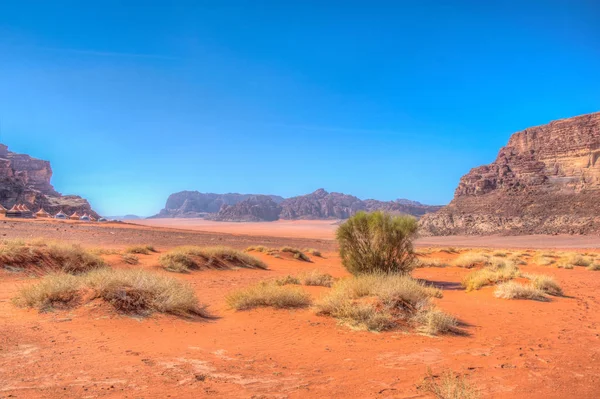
[1,218,599,398]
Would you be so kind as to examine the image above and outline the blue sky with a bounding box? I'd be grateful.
[1,1,598,216]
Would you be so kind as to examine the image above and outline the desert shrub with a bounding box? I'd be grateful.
[84,268,208,317]
[587,263,600,271]
[0,242,106,275]
[301,270,335,287]
[125,245,156,255]
[452,252,489,268]
[280,247,311,262]
[315,273,450,333]
[420,368,479,399]
[159,246,267,273]
[492,251,507,257]
[494,282,548,301]
[461,263,519,291]
[336,211,418,275]
[13,273,82,311]
[226,282,311,310]
[275,275,301,286]
[121,253,140,265]
[524,274,563,296]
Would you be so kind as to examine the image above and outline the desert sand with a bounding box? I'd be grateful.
[1,218,599,398]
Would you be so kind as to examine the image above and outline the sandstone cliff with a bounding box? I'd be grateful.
[420,112,600,235]
[151,191,285,218]
[212,195,282,222]
[0,144,98,217]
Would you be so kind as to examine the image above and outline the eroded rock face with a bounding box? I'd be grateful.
[420,112,600,235]
[212,195,282,222]
[0,144,98,217]
[152,191,285,218]
[154,188,441,221]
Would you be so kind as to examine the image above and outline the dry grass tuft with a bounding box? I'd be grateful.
[587,263,600,271]
[125,245,157,255]
[452,252,489,268]
[84,268,209,317]
[13,273,82,311]
[494,282,548,301]
[417,258,450,268]
[303,248,322,257]
[226,282,311,310]
[275,275,301,286]
[300,270,335,287]
[121,253,140,265]
[524,274,563,296]
[316,273,452,334]
[461,262,520,291]
[0,242,106,275]
[159,246,267,273]
[420,368,479,399]
[564,254,592,267]
[280,247,311,262]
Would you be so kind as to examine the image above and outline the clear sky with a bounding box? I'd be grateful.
[1,1,598,216]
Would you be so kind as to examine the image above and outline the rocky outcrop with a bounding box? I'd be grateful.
[154,188,440,221]
[279,189,364,220]
[0,144,98,217]
[420,112,600,235]
[212,195,282,222]
[151,191,285,218]
[279,189,442,220]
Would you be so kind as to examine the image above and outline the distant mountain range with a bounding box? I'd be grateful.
[104,214,144,221]
[150,189,442,221]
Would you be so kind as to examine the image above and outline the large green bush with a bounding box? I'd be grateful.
[336,211,418,275]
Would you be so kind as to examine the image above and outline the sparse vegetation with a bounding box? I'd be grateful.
[452,252,489,268]
[121,253,140,265]
[84,268,208,317]
[226,282,311,310]
[587,263,600,271]
[336,211,418,275]
[494,281,548,301]
[159,246,267,273]
[275,274,301,286]
[280,247,311,262]
[524,274,563,296]
[13,273,82,311]
[417,258,450,268]
[15,269,209,318]
[461,262,520,291]
[316,273,453,334]
[304,248,322,257]
[300,270,334,287]
[0,242,106,275]
[564,254,592,267]
[125,245,157,255]
[420,368,479,399]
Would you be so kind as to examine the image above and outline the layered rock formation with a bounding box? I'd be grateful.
[153,188,440,221]
[420,112,600,235]
[0,144,98,217]
[151,191,284,218]
[212,195,282,222]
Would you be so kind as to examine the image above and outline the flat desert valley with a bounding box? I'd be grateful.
[1,217,599,398]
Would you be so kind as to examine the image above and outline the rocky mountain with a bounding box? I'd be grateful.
[153,188,440,221]
[0,144,98,217]
[420,112,600,235]
[212,195,282,222]
[150,191,284,218]
[279,189,364,220]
